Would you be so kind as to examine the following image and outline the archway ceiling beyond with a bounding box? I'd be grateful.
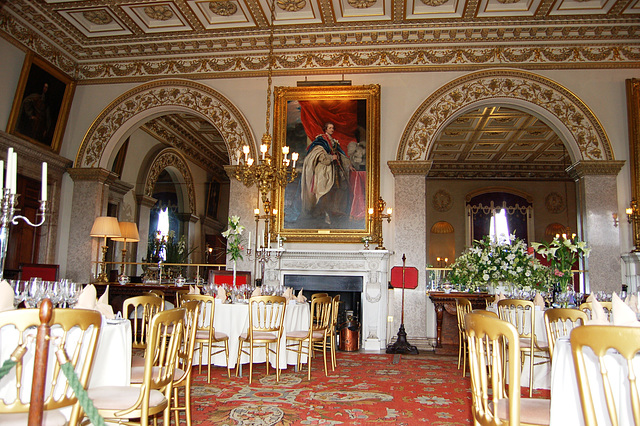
[428,106,572,180]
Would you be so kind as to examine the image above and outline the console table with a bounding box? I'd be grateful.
[428,291,492,355]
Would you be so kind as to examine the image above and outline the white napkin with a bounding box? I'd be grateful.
[283,287,294,301]
[587,296,609,325]
[625,294,639,314]
[96,285,115,319]
[613,292,640,327]
[188,285,200,295]
[216,286,226,300]
[0,280,15,312]
[296,289,307,303]
[586,293,596,302]
[74,284,97,310]
[533,292,545,309]
[251,287,262,297]
[494,292,506,303]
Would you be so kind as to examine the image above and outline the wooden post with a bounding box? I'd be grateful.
[28,298,53,426]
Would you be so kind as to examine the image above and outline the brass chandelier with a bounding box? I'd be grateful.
[235,0,298,222]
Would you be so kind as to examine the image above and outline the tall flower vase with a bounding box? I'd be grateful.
[233,260,237,287]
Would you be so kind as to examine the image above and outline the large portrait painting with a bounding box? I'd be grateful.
[6,52,76,153]
[273,85,380,243]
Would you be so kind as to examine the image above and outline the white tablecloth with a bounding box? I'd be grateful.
[195,300,310,369]
[549,336,640,426]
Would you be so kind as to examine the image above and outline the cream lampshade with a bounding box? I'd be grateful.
[90,216,121,283]
[112,221,140,275]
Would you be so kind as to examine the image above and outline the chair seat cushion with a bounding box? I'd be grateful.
[88,385,167,411]
[0,410,67,426]
[130,366,187,384]
[494,397,551,425]
[195,330,229,341]
[287,330,309,339]
[131,355,145,367]
[239,331,277,341]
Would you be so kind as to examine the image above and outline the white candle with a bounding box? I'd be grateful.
[248,232,251,251]
[261,230,264,248]
[0,160,4,191]
[268,236,271,249]
[10,151,17,195]
[6,148,13,194]
[41,162,47,201]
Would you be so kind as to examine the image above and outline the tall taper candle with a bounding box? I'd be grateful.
[41,162,48,201]
[10,151,17,195]
[0,160,4,191]
[6,148,13,194]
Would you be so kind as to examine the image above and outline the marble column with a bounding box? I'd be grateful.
[388,160,432,349]
[567,161,625,293]
[66,168,118,283]
[224,165,260,282]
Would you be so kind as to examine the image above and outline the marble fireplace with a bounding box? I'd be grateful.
[262,249,391,350]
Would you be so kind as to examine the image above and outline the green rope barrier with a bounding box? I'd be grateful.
[0,358,17,379]
[57,350,105,426]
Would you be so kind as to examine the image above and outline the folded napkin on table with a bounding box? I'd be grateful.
[613,292,640,326]
[96,285,115,319]
[625,294,639,313]
[216,286,226,300]
[0,280,14,312]
[251,287,262,297]
[586,293,596,302]
[587,295,609,325]
[283,287,294,301]
[74,284,97,310]
[296,289,307,303]
[533,292,545,309]
[494,292,506,303]
[188,285,200,295]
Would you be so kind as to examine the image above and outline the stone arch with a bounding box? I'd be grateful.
[75,79,256,168]
[397,69,614,162]
[145,148,196,214]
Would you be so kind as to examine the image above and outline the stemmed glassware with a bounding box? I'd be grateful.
[9,279,27,308]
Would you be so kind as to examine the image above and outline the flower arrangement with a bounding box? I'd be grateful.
[530,233,590,292]
[447,234,549,292]
[222,215,245,262]
[146,230,195,264]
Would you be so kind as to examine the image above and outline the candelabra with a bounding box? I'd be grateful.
[368,197,392,250]
[627,200,640,251]
[0,148,48,280]
[246,205,284,285]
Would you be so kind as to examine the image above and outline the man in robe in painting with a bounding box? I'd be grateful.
[17,82,52,144]
[301,122,353,225]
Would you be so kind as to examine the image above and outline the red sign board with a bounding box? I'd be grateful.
[390,266,419,289]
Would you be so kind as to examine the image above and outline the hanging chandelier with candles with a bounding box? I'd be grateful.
[235,0,298,209]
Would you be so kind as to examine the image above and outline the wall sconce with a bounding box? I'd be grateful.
[627,200,640,251]
[613,213,619,227]
[368,197,392,250]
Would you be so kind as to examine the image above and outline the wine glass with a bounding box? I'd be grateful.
[10,280,26,308]
[24,278,43,308]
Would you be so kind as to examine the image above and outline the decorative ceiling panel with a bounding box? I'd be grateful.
[476,0,542,17]
[58,7,133,37]
[121,3,193,33]
[406,0,466,19]
[187,0,256,28]
[332,0,392,21]
[549,0,617,15]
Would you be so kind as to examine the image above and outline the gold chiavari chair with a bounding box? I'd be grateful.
[465,312,551,426]
[579,301,613,322]
[181,294,231,382]
[328,294,340,370]
[497,298,549,397]
[236,296,287,384]
[88,308,186,426]
[287,295,333,380]
[571,325,640,426]
[311,293,328,299]
[123,295,164,351]
[455,298,473,376]
[543,308,587,362]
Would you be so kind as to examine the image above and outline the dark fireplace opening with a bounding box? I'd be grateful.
[283,274,362,326]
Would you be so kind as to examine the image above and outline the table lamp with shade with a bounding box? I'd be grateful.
[90,216,121,283]
[112,221,140,276]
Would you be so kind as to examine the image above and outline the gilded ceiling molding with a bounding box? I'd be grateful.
[145,148,196,214]
[75,79,255,169]
[387,160,433,175]
[398,69,614,164]
[566,160,626,180]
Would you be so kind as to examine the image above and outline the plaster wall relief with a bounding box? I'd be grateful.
[144,148,196,215]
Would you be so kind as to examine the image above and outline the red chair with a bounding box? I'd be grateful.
[20,263,59,281]
[208,270,251,287]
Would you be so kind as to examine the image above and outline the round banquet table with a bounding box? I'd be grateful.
[194,299,311,370]
[549,336,640,426]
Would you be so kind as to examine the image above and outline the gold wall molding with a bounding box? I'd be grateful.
[75,79,255,169]
[627,79,640,203]
[398,69,614,165]
[387,160,433,175]
[144,148,196,214]
[566,160,625,180]
[67,167,118,184]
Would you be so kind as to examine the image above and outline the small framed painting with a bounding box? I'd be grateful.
[273,84,381,243]
[6,52,76,153]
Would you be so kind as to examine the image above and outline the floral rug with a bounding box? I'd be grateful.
[188,351,475,425]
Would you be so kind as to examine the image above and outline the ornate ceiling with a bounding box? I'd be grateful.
[1,0,634,179]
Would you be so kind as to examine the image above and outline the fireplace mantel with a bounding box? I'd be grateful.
[263,249,391,350]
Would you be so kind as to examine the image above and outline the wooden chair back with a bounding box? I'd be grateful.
[571,325,640,426]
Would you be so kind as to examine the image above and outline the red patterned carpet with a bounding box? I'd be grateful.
[188,351,474,425]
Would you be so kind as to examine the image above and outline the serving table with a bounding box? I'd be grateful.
[194,300,310,370]
[427,291,492,355]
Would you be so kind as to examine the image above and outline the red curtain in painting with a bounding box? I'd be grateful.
[299,100,358,154]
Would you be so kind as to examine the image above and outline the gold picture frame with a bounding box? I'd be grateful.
[273,84,380,243]
[6,52,76,153]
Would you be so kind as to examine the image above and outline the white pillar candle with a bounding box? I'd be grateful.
[41,162,47,201]
[10,151,17,194]
[6,148,13,194]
